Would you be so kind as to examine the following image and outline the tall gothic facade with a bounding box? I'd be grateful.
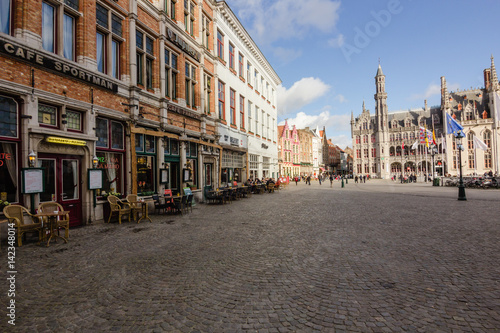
[351,58,500,179]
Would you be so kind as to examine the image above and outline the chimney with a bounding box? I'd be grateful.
[484,68,491,90]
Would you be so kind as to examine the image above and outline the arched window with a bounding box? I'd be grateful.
[389,146,395,156]
[396,146,402,156]
[392,120,398,128]
[483,130,491,148]
[467,132,474,150]
[405,119,412,127]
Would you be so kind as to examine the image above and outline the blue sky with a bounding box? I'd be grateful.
[224,0,500,148]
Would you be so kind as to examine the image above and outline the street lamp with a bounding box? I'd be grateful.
[28,150,37,168]
[431,145,437,186]
[92,155,99,168]
[456,132,467,201]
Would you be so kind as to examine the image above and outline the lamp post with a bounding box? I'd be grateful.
[456,132,467,201]
[431,145,437,186]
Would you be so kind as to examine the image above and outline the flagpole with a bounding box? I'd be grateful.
[493,91,499,175]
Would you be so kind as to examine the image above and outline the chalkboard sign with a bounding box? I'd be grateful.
[88,169,104,190]
[22,168,45,194]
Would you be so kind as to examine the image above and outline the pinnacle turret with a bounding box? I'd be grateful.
[491,55,499,90]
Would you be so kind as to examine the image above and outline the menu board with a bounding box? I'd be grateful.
[88,169,103,190]
[22,168,44,194]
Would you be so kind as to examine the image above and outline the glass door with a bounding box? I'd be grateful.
[39,154,82,227]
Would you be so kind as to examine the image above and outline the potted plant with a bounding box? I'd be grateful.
[0,199,10,212]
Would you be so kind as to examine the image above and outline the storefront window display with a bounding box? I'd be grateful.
[96,117,125,196]
[164,137,180,194]
[0,142,17,203]
[0,96,18,203]
[136,133,156,194]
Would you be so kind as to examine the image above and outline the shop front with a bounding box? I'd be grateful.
[218,126,248,185]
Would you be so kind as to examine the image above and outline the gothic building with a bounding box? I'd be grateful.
[351,58,500,179]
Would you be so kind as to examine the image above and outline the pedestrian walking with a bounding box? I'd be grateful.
[329,174,333,187]
[319,175,322,185]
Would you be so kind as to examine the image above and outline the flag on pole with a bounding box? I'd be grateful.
[473,135,488,151]
[402,141,404,150]
[411,141,418,150]
[446,113,464,137]
[419,127,426,143]
[432,129,437,146]
[424,126,429,147]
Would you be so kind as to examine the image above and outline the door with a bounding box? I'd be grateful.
[39,154,82,227]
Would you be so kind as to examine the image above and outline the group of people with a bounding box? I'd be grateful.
[354,175,370,183]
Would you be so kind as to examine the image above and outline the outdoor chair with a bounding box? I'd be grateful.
[152,195,168,214]
[126,194,142,221]
[38,202,70,239]
[3,205,42,246]
[107,195,131,224]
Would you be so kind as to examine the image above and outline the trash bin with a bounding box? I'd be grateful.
[433,178,440,186]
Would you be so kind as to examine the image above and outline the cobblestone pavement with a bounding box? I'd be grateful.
[1,180,500,332]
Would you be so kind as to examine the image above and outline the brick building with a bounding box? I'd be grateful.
[0,0,261,224]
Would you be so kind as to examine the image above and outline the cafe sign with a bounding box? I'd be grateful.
[46,136,87,146]
[0,40,118,93]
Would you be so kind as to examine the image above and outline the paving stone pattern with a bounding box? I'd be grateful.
[1,180,500,332]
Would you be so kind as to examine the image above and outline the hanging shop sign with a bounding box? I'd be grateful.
[0,40,118,93]
[45,136,87,146]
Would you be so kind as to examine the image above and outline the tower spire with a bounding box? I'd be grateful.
[491,55,499,90]
[362,100,366,112]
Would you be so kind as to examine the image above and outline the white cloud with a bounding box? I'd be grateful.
[335,94,347,103]
[278,77,330,115]
[411,82,460,101]
[228,0,341,45]
[329,134,352,149]
[273,47,303,64]
[279,111,351,132]
[328,34,345,48]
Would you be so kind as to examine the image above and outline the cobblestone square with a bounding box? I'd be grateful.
[1,180,500,332]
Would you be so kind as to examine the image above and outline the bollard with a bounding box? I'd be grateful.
[341,178,344,188]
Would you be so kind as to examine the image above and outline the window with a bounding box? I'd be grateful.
[261,110,265,138]
[229,89,235,125]
[356,149,361,158]
[254,70,258,91]
[164,49,179,99]
[355,136,360,144]
[239,95,245,128]
[96,118,124,150]
[485,151,492,169]
[66,110,82,132]
[184,0,194,36]
[218,81,225,120]
[170,0,176,20]
[1,0,12,35]
[467,132,474,150]
[371,148,376,158]
[364,149,369,158]
[255,106,259,135]
[0,96,17,138]
[135,134,155,153]
[38,103,57,127]
[217,30,224,60]
[468,152,474,169]
[246,62,252,84]
[185,62,197,107]
[96,118,124,195]
[483,130,491,148]
[42,1,79,61]
[204,73,212,115]
[42,2,55,53]
[136,30,154,89]
[202,15,210,50]
[238,54,244,78]
[371,134,376,143]
[96,3,122,78]
[247,101,252,132]
[229,43,235,70]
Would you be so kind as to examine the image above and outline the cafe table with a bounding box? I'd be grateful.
[36,211,69,247]
[131,200,152,223]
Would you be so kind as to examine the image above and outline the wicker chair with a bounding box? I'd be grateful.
[3,205,42,246]
[37,202,70,239]
[126,194,142,221]
[107,195,131,224]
